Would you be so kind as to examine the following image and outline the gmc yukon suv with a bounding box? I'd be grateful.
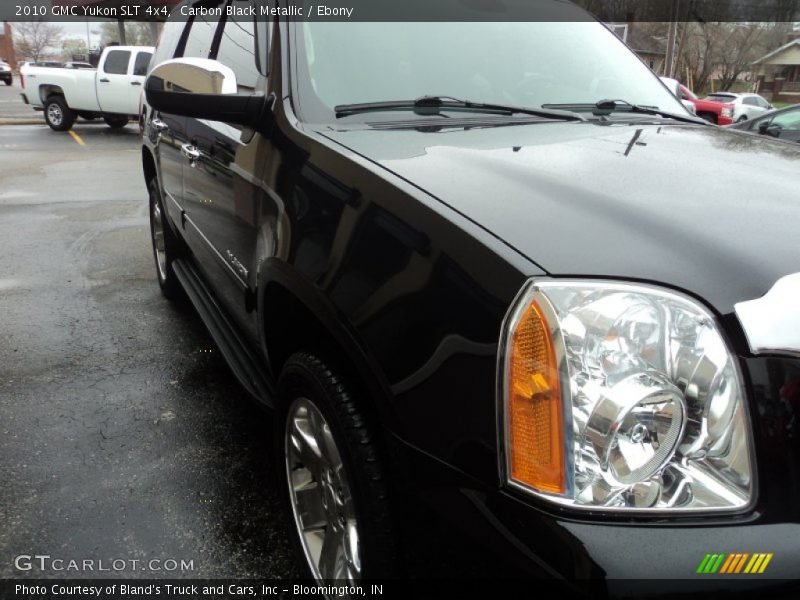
[141,0,800,591]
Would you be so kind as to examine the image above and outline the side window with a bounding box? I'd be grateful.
[215,10,258,91]
[742,97,757,106]
[150,20,186,72]
[133,52,152,76]
[182,15,219,59]
[756,96,770,108]
[772,110,800,130]
[103,50,131,75]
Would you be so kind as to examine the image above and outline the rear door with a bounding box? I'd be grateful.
[126,50,152,112]
[741,96,768,120]
[97,49,133,114]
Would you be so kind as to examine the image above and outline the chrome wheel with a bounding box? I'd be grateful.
[47,103,63,127]
[285,397,361,582]
[151,196,167,281]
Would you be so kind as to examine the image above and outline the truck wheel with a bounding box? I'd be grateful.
[44,97,75,131]
[277,353,398,582]
[104,116,129,129]
[148,179,183,300]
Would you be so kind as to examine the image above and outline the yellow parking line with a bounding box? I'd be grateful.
[68,130,85,147]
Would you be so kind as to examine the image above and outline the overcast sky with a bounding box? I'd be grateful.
[54,20,110,48]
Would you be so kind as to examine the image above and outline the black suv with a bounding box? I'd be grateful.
[141,0,800,590]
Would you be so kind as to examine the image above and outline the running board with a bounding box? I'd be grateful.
[172,258,275,408]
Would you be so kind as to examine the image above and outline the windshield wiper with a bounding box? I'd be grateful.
[335,95,585,121]
[543,99,707,125]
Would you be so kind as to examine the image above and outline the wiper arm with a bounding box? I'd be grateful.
[335,95,585,121]
[543,99,707,125]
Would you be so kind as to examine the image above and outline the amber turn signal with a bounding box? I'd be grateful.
[506,299,565,494]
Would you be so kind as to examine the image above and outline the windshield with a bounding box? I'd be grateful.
[294,20,686,122]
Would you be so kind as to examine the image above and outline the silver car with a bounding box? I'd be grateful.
[705,92,772,123]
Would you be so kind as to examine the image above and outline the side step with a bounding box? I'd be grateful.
[172,258,275,408]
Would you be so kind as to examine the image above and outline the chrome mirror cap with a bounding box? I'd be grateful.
[735,272,800,358]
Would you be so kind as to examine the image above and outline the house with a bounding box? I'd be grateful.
[607,23,667,73]
[0,22,17,70]
[627,28,668,73]
[752,30,800,103]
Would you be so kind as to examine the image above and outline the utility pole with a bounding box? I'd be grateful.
[117,19,127,45]
[664,0,680,77]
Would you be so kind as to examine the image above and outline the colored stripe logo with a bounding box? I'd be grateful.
[696,552,773,574]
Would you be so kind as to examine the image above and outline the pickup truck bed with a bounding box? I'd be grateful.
[20,46,154,131]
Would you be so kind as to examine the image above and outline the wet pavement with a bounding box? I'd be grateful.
[0,78,44,124]
[0,124,298,579]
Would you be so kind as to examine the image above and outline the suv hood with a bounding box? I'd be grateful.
[322,121,800,314]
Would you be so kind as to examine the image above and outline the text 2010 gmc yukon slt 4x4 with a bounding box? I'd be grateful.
[141,0,800,591]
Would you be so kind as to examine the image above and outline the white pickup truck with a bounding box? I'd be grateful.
[20,46,154,131]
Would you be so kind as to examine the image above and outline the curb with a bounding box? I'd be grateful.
[0,118,45,126]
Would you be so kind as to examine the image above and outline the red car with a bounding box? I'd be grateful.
[679,84,734,125]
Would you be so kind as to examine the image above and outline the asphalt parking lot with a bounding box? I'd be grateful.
[0,104,298,578]
[0,78,43,124]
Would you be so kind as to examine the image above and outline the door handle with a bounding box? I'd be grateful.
[131,81,142,86]
[181,143,201,164]
[151,118,168,133]
[99,78,110,83]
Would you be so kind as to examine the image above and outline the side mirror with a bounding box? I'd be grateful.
[758,120,770,134]
[145,58,272,130]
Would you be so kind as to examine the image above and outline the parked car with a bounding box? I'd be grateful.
[705,92,773,122]
[142,0,800,589]
[19,46,153,131]
[0,60,12,85]
[658,77,696,115]
[729,104,800,143]
[677,84,734,125]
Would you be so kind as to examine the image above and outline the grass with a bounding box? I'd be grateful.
[771,102,797,109]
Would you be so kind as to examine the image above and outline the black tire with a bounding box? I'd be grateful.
[148,179,183,300]
[276,353,398,581]
[44,96,75,131]
[3,79,11,86]
[737,115,748,123]
[104,116,129,129]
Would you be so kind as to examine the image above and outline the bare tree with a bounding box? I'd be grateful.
[100,22,158,47]
[678,22,793,93]
[13,21,64,63]
[61,38,88,62]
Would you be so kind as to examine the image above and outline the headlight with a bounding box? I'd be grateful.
[499,279,754,513]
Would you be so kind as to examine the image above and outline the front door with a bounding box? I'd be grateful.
[180,8,267,336]
[97,49,132,115]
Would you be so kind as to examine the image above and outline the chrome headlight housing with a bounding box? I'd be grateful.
[499,279,754,513]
